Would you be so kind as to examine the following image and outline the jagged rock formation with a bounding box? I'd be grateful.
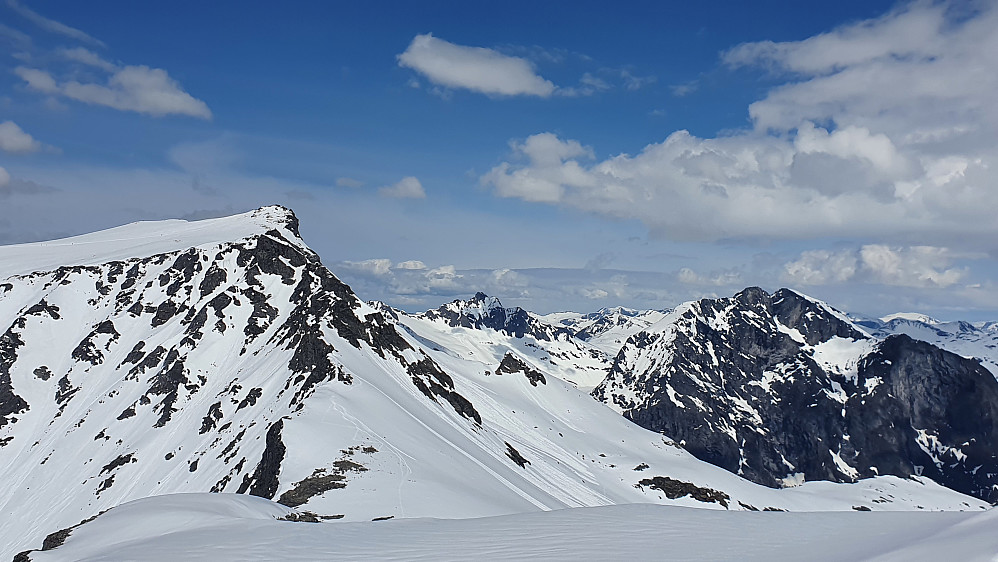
[421,291,571,341]
[595,287,998,502]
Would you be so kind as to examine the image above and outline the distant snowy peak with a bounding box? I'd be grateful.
[880,312,941,324]
[855,314,998,378]
[595,286,998,503]
[419,291,571,341]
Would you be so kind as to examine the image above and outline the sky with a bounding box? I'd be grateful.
[2,0,998,320]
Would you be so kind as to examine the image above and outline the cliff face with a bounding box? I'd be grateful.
[595,288,998,502]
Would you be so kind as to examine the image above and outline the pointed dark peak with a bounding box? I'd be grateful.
[733,286,771,308]
[771,288,867,345]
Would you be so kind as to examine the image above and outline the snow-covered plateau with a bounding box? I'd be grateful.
[2,206,995,561]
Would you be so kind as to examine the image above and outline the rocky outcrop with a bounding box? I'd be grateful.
[595,287,998,502]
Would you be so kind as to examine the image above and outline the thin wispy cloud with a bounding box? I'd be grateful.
[6,0,104,47]
[15,64,212,119]
[378,176,426,199]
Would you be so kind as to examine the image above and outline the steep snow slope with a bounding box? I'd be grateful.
[2,208,986,558]
[398,293,612,389]
[540,306,670,356]
[18,493,998,562]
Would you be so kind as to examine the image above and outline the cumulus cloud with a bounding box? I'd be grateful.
[15,64,211,119]
[378,176,426,199]
[784,245,967,288]
[481,4,998,249]
[398,34,556,97]
[0,121,41,153]
[6,0,104,46]
[395,260,427,270]
[0,166,9,187]
[341,258,394,277]
[677,267,742,287]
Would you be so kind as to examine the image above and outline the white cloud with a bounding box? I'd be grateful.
[481,4,998,248]
[16,65,211,119]
[378,176,426,199]
[6,0,104,46]
[670,81,698,97]
[482,133,594,203]
[676,267,742,287]
[398,34,556,97]
[58,47,116,71]
[784,245,967,288]
[394,260,427,270]
[783,250,859,285]
[0,166,9,187]
[581,288,609,299]
[14,67,56,92]
[0,121,41,153]
[341,258,393,277]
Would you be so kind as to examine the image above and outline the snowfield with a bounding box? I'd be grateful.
[21,493,998,561]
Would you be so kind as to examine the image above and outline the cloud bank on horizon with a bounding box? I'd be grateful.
[1,1,997,320]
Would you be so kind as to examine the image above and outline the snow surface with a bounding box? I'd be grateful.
[25,493,998,562]
[0,206,300,277]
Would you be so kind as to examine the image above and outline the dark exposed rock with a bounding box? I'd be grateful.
[100,453,136,475]
[237,419,287,499]
[146,349,190,427]
[33,366,53,381]
[25,300,61,320]
[496,352,547,386]
[236,387,263,411]
[595,287,998,502]
[200,401,223,434]
[151,300,179,328]
[71,321,120,365]
[505,442,530,468]
[637,476,729,508]
[408,357,482,424]
[0,324,29,428]
[276,454,371,508]
[199,263,228,297]
[422,292,571,341]
[55,375,78,406]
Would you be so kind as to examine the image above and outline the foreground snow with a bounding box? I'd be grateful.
[22,493,998,562]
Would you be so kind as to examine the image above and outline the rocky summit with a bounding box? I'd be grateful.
[594,287,998,502]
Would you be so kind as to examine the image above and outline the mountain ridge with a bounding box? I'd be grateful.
[1,206,993,558]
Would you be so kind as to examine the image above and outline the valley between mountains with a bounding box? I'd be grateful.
[2,206,996,560]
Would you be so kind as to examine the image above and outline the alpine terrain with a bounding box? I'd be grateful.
[0,206,994,560]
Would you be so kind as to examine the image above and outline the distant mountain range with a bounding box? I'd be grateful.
[2,206,994,559]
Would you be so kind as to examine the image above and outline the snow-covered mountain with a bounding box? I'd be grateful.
[0,207,992,558]
[854,314,998,377]
[594,287,998,502]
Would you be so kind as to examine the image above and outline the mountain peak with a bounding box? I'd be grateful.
[0,205,306,278]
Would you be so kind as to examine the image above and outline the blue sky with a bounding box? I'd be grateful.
[2,0,998,320]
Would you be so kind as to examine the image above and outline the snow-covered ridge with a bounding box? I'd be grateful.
[0,205,303,277]
[20,493,998,562]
